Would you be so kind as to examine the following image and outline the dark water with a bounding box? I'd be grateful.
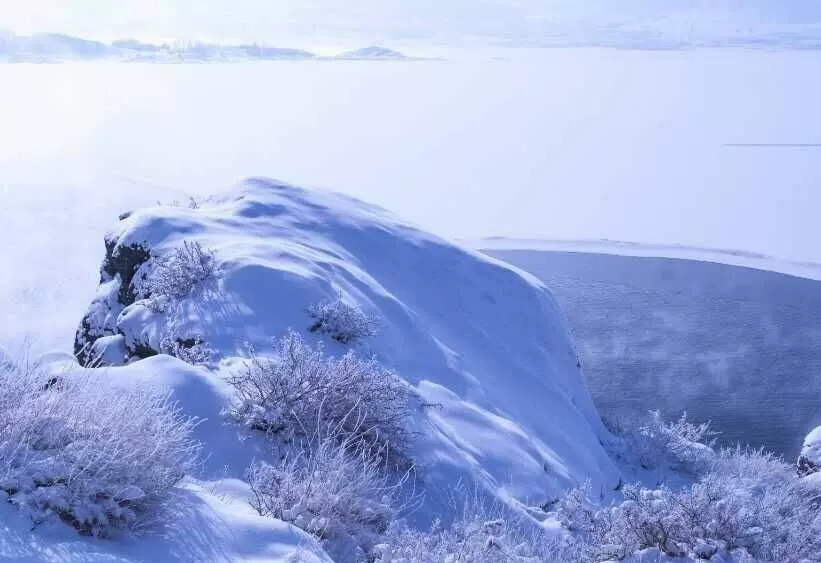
[489,250,821,460]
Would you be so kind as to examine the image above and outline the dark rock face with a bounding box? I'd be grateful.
[127,340,159,361]
[798,454,819,477]
[74,236,152,365]
[101,238,151,305]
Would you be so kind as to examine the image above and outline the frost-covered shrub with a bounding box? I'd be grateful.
[0,364,200,536]
[308,295,377,345]
[160,332,215,365]
[229,331,412,465]
[554,482,600,535]
[249,434,400,561]
[375,500,571,563]
[558,449,821,563]
[608,411,717,475]
[140,240,218,303]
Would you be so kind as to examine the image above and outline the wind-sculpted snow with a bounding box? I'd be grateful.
[76,178,618,519]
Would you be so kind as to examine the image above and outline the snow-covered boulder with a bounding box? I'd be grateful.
[74,178,618,515]
[799,426,821,477]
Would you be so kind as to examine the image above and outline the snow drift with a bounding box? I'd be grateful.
[75,178,618,518]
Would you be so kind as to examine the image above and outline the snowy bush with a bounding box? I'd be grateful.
[558,448,821,562]
[308,295,377,345]
[140,240,218,303]
[374,499,572,563]
[0,363,200,536]
[248,433,401,561]
[229,331,413,466]
[160,331,215,365]
[607,410,717,475]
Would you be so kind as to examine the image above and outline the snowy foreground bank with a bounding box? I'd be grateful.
[1,179,819,562]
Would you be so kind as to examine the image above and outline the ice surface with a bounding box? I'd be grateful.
[2,49,820,268]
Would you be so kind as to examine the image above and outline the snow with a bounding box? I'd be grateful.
[0,50,818,559]
[0,476,331,563]
[77,178,619,519]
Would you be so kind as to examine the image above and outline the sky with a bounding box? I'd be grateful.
[3,1,821,44]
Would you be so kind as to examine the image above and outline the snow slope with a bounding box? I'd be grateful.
[470,238,821,282]
[0,475,330,563]
[75,178,619,519]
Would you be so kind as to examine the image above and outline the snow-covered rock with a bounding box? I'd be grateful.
[799,425,821,477]
[74,178,618,518]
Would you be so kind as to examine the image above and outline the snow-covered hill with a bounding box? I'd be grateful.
[75,178,618,520]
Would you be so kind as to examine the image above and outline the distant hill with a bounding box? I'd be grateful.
[335,46,408,60]
[0,32,316,62]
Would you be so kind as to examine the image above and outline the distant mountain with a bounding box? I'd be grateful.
[0,32,316,62]
[335,46,407,60]
[2,33,109,60]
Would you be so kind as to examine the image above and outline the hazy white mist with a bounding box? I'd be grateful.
[3,0,821,44]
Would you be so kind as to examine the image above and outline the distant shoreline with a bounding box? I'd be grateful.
[0,32,419,63]
[468,237,821,282]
